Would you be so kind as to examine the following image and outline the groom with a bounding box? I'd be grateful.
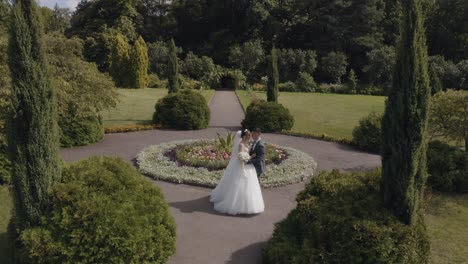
[248,128,266,177]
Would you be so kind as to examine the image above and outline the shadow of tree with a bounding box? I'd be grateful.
[170,196,258,218]
[226,241,267,264]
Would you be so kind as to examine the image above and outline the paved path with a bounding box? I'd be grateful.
[208,91,245,129]
[60,92,381,264]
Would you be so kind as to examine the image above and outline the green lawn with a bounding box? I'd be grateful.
[236,90,385,139]
[0,186,465,262]
[102,88,215,126]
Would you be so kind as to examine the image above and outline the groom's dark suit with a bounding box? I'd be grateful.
[248,139,265,177]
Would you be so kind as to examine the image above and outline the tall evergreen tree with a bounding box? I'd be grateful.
[109,32,131,87]
[267,47,279,103]
[167,38,179,93]
[8,0,61,231]
[131,36,149,88]
[381,0,431,225]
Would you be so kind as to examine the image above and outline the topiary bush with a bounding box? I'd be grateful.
[17,156,176,264]
[242,100,294,133]
[427,140,468,193]
[352,112,383,153]
[263,169,430,264]
[59,108,104,147]
[153,89,210,130]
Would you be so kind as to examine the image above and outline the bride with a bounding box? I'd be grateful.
[210,129,265,215]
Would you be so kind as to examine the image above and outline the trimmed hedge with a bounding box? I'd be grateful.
[352,112,382,153]
[17,157,176,263]
[59,107,104,147]
[242,100,294,133]
[153,89,210,130]
[263,169,430,264]
[427,140,468,193]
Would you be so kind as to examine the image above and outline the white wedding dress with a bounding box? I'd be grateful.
[210,131,265,215]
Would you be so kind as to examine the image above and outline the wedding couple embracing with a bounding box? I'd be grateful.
[210,128,265,215]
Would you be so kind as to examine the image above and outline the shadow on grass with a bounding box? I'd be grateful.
[0,231,13,263]
[226,241,266,264]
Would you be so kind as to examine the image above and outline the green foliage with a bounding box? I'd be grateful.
[181,51,216,81]
[278,48,317,82]
[428,56,468,90]
[427,140,468,193]
[267,47,279,102]
[167,38,180,93]
[147,73,164,88]
[320,51,348,84]
[18,157,176,264]
[347,69,358,94]
[294,72,318,92]
[59,108,104,148]
[242,100,294,133]
[363,46,396,90]
[263,169,430,264]
[153,89,210,130]
[429,66,443,95]
[429,90,468,151]
[8,0,61,230]
[0,28,10,185]
[109,32,132,87]
[278,82,297,92]
[216,132,235,152]
[45,34,118,147]
[130,36,149,88]
[147,41,182,78]
[352,112,382,153]
[381,0,431,224]
[228,40,265,82]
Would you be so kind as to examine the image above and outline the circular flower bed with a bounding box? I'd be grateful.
[137,139,317,188]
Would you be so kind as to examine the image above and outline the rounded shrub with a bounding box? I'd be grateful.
[153,89,210,130]
[18,156,176,264]
[241,100,294,133]
[352,112,382,153]
[263,169,430,264]
[59,110,104,147]
[427,140,468,193]
[295,72,318,92]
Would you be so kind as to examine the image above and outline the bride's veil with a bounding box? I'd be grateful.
[229,130,242,163]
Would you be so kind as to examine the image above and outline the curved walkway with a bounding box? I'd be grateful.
[61,92,381,264]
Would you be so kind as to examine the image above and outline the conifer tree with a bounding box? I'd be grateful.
[381,0,431,225]
[130,36,148,88]
[8,0,61,230]
[267,47,279,102]
[109,32,131,87]
[167,38,179,93]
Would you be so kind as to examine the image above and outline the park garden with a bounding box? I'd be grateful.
[0,0,467,263]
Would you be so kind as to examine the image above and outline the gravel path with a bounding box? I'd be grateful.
[61,92,381,264]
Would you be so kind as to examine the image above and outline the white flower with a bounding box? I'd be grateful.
[238,152,250,163]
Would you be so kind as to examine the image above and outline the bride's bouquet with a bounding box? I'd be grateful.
[238,152,250,163]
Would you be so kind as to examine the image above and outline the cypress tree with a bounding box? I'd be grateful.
[8,0,61,230]
[167,38,179,93]
[109,32,131,87]
[381,0,431,225]
[130,36,149,88]
[267,47,279,102]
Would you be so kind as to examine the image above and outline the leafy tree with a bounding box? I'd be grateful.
[130,36,149,88]
[148,40,182,77]
[167,38,180,93]
[295,72,318,92]
[228,40,265,82]
[363,46,396,88]
[320,51,348,84]
[267,47,279,102]
[109,33,131,87]
[381,0,431,224]
[8,0,61,230]
[429,90,468,151]
[181,51,216,81]
[278,48,317,82]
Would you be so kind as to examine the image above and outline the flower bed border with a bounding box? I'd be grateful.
[137,139,317,188]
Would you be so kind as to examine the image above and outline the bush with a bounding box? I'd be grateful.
[427,140,468,193]
[59,109,104,147]
[181,51,216,81]
[278,82,297,92]
[153,89,210,130]
[17,157,176,264]
[0,151,10,184]
[352,112,383,153]
[278,48,317,82]
[242,100,294,133]
[263,169,430,264]
[294,72,318,92]
[147,73,165,88]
